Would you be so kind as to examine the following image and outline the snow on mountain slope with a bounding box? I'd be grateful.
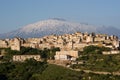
[0,18,120,39]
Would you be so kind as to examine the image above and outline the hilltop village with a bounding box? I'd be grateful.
[0,32,120,62]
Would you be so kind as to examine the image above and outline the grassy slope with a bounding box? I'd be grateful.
[31,64,120,80]
[32,64,82,80]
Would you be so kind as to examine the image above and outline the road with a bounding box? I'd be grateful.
[70,68,120,76]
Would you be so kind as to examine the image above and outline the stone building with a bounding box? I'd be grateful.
[55,51,80,61]
[112,40,120,49]
[86,36,94,43]
[13,55,41,62]
[0,32,120,52]
[0,40,8,48]
[10,38,21,51]
[102,50,120,55]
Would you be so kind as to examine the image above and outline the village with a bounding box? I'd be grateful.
[0,32,120,65]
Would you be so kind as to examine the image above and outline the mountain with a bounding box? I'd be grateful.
[0,18,120,39]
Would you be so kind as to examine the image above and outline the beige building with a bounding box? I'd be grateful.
[17,32,120,51]
[0,40,8,48]
[0,32,120,52]
[55,51,80,61]
[10,38,21,51]
[13,55,41,62]
[102,50,120,55]
[86,36,94,43]
[112,40,120,49]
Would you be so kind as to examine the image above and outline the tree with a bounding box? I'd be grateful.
[83,45,101,54]
[83,45,111,54]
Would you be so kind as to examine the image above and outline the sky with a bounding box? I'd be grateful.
[0,0,120,34]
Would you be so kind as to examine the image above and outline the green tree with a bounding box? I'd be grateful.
[83,45,111,54]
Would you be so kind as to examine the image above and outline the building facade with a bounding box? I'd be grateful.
[13,55,41,62]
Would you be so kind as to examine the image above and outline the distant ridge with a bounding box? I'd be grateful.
[49,18,66,21]
[0,18,120,39]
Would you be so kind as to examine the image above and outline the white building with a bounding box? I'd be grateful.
[54,51,80,61]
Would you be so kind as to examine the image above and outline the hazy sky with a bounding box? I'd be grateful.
[0,0,120,34]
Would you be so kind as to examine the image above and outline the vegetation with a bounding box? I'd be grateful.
[0,45,120,79]
[0,59,47,80]
[0,47,60,62]
[40,47,60,59]
[83,45,111,54]
[73,45,120,72]
[0,62,120,80]
[73,54,120,72]
[32,64,82,80]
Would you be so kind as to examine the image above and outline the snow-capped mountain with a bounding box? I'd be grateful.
[0,18,120,39]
